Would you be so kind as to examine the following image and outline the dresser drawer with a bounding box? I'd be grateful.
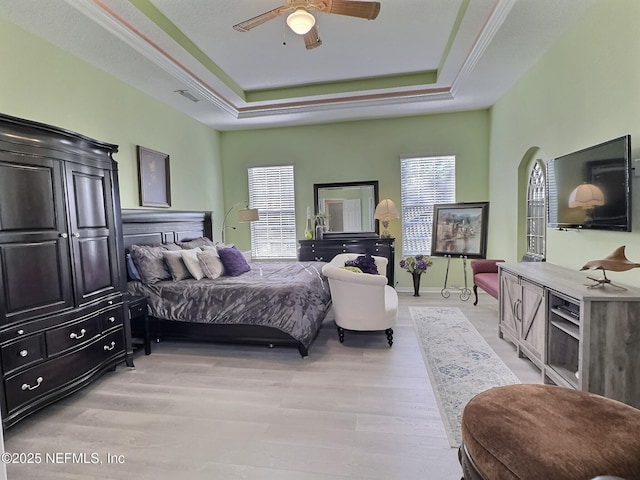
[4,329,125,414]
[45,315,101,356]
[100,306,124,332]
[1,334,45,375]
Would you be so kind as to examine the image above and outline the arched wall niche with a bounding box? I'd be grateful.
[516,146,549,260]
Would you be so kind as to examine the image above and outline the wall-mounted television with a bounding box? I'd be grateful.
[546,135,632,231]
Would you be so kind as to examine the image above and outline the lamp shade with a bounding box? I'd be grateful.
[287,8,315,35]
[374,199,400,221]
[568,183,605,208]
[238,208,259,222]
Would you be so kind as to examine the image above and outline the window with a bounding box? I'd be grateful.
[526,161,546,260]
[400,156,456,255]
[247,165,296,259]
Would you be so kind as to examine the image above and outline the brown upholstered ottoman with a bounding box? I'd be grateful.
[459,384,640,480]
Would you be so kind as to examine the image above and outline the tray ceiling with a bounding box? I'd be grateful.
[0,0,594,130]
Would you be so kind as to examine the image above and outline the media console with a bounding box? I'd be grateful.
[498,261,640,408]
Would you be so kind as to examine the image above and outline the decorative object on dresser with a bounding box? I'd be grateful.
[0,113,131,428]
[137,145,171,208]
[298,236,395,286]
[374,198,399,238]
[580,245,640,290]
[304,206,314,240]
[498,261,640,408]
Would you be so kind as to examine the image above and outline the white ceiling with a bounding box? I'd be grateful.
[0,0,594,131]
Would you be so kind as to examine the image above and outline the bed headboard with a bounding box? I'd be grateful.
[121,209,213,251]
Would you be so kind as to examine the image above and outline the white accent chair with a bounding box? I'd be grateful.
[321,253,398,346]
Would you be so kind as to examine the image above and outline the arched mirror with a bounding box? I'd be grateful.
[314,181,379,235]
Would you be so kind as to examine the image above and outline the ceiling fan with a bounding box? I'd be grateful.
[233,0,381,50]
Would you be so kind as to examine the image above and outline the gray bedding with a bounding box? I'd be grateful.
[127,261,331,348]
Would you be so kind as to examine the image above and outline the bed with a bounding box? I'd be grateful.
[122,209,331,357]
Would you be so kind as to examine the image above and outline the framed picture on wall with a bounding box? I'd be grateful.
[431,202,489,258]
[137,145,171,208]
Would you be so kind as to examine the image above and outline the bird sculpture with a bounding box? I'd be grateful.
[580,245,640,290]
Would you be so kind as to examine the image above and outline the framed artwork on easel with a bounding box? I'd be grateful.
[431,202,489,258]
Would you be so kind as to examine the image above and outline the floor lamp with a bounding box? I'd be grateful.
[222,203,259,243]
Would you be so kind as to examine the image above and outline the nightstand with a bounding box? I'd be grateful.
[128,296,151,355]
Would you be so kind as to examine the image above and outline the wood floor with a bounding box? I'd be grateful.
[3,291,542,480]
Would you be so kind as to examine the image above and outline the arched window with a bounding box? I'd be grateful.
[525,161,546,260]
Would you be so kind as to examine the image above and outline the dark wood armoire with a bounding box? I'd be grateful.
[0,113,132,427]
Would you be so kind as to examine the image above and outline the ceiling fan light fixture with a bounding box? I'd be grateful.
[287,8,315,35]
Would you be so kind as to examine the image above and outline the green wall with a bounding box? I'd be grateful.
[489,0,640,287]
[0,16,224,225]
[221,110,490,288]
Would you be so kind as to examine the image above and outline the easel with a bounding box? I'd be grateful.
[441,255,471,301]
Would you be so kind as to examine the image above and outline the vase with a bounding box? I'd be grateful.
[305,217,314,240]
[412,272,422,297]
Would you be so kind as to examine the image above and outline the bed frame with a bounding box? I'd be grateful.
[121,209,312,357]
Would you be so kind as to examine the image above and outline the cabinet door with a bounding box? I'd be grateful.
[65,163,119,306]
[499,270,520,339]
[520,279,546,361]
[0,155,73,325]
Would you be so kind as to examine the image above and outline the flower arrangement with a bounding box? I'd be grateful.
[399,254,433,275]
[314,212,330,226]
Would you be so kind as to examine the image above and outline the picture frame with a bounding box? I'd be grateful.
[431,202,489,258]
[137,146,171,208]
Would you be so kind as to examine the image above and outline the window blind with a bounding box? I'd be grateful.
[400,156,456,256]
[248,165,297,259]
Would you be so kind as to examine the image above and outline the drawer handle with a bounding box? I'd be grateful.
[108,316,116,323]
[70,328,86,340]
[17,329,24,335]
[22,377,43,391]
[19,350,28,358]
[103,341,116,351]
[108,300,113,305]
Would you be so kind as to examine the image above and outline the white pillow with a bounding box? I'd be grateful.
[197,249,225,279]
[180,248,204,280]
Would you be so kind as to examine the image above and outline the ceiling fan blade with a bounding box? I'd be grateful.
[320,0,380,20]
[233,6,285,32]
[304,25,322,50]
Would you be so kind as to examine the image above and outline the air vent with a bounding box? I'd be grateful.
[174,89,199,102]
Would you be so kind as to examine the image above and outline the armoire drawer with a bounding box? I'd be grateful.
[4,329,125,414]
[100,306,124,332]
[1,334,45,375]
[45,316,102,357]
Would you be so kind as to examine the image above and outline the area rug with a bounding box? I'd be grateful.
[410,306,520,448]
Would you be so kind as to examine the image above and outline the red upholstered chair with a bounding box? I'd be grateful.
[470,259,504,305]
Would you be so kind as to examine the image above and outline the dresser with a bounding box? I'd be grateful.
[298,237,395,285]
[0,113,130,427]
